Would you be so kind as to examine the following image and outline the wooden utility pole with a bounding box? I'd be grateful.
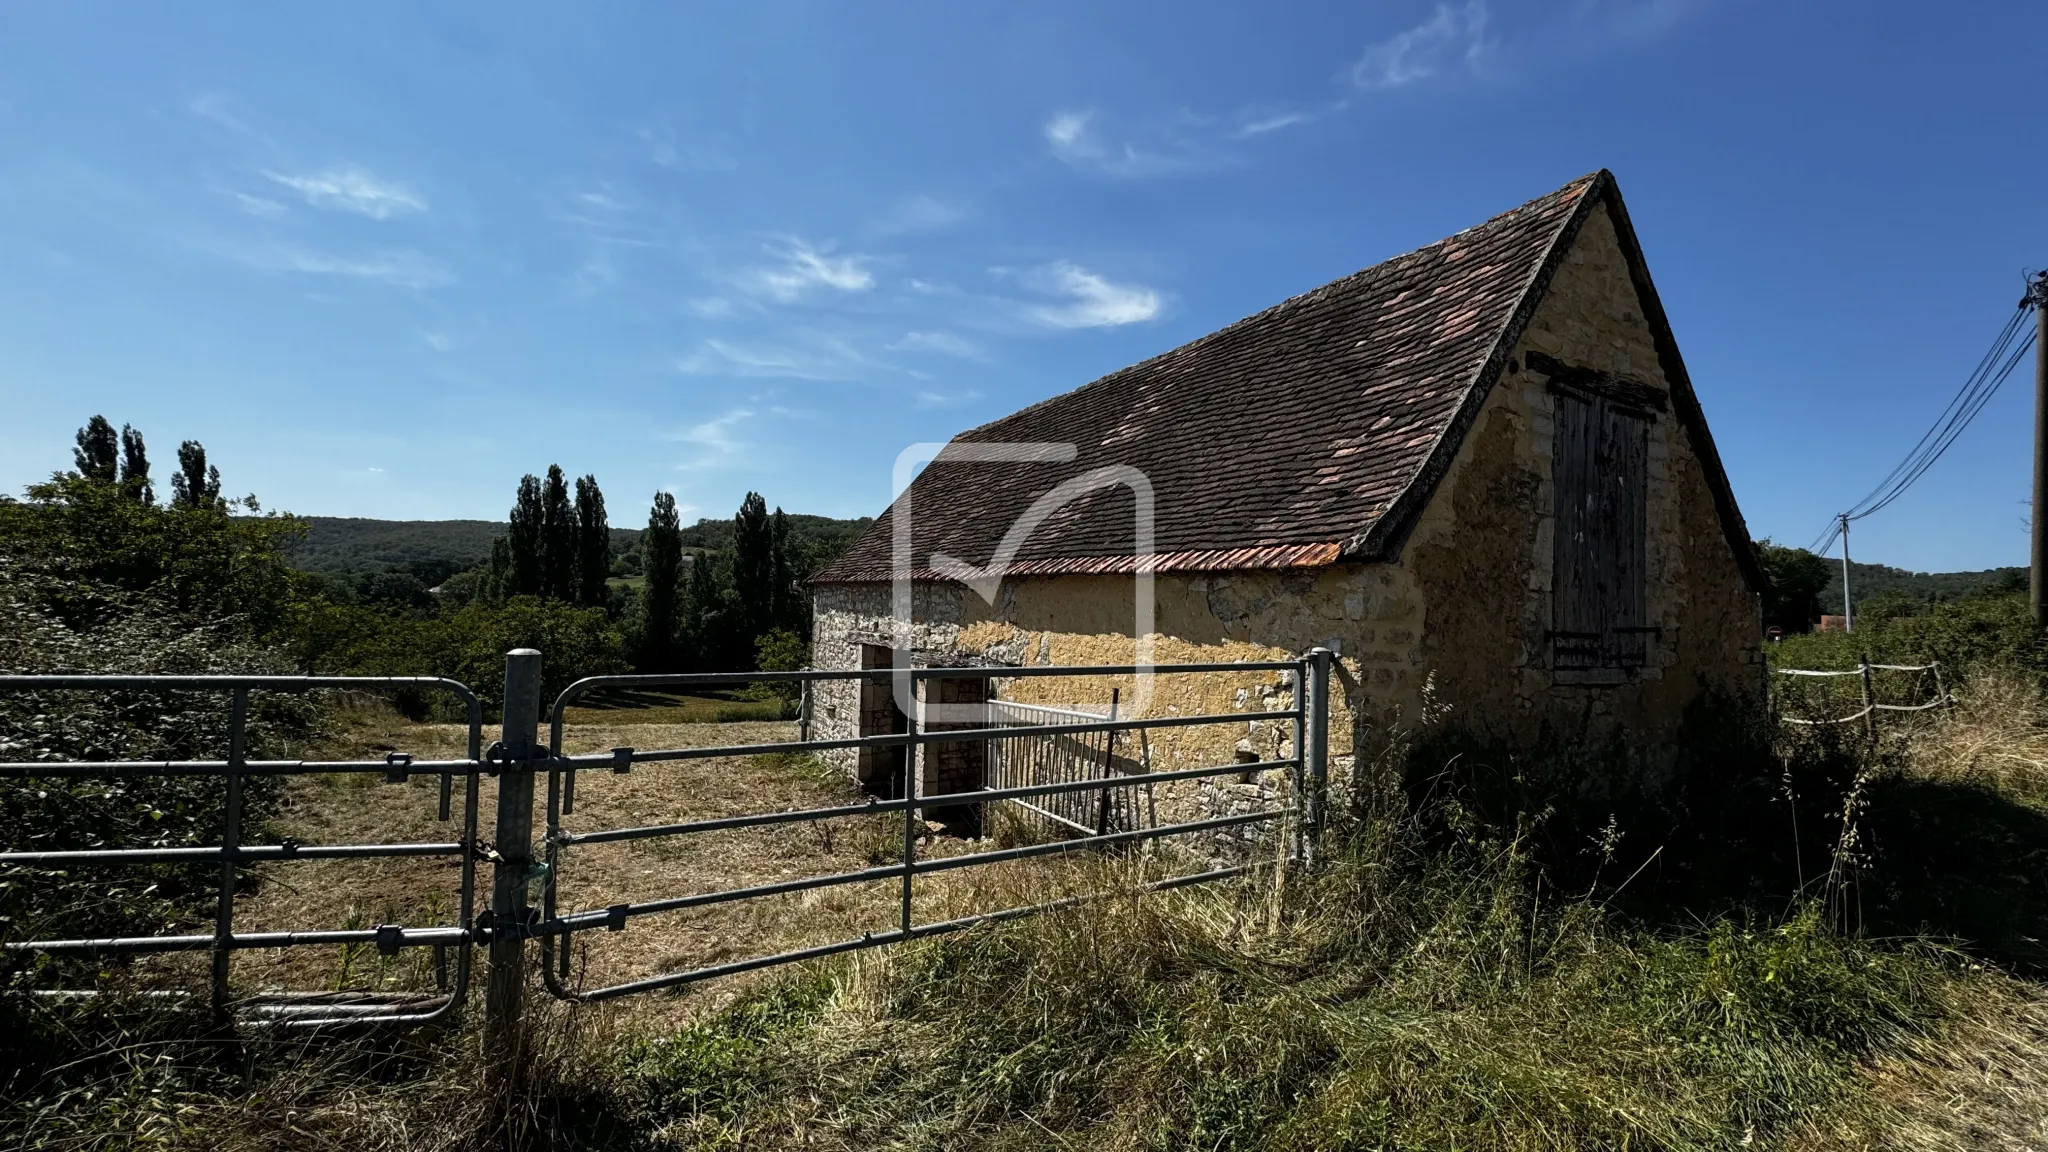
[2032,272,2048,626]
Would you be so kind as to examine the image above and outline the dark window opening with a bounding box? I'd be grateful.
[857,643,908,797]
[1551,385,1652,672]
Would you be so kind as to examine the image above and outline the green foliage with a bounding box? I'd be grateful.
[1771,592,2047,676]
[641,492,684,671]
[294,595,628,715]
[731,492,775,642]
[610,972,835,1126]
[509,473,544,598]
[169,440,223,511]
[118,423,153,505]
[575,474,611,607]
[541,465,577,602]
[0,561,321,952]
[285,516,509,575]
[1824,558,2027,617]
[581,820,1973,1151]
[0,474,303,636]
[1756,539,1832,633]
[72,415,117,484]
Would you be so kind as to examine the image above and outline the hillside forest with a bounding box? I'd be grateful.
[2,415,868,714]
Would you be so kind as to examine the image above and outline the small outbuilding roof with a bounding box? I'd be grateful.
[816,170,1757,588]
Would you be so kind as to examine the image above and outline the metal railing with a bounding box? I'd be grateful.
[529,657,1331,1005]
[986,698,1153,838]
[1,648,1338,1036]
[0,675,486,1028]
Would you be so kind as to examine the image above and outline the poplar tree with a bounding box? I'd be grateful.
[769,505,796,634]
[731,492,775,644]
[170,441,223,510]
[540,465,576,601]
[642,492,683,669]
[119,424,153,505]
[73,416,118,483]
[575,474,611,607]
[507,474,545,598]
[483,536,512,604]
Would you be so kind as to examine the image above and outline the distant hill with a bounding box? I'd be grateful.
[1824,559,2026,615]
[288,513,873,580]
[289,518,510,576]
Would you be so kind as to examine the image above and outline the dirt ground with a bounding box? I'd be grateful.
[229,708,1107,1021]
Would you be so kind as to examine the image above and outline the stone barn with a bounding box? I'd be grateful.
[808,170,1764,814]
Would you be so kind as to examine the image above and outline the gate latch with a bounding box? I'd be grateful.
[374,923,404,956]
[385,751,413,783]
[611,747,634,774]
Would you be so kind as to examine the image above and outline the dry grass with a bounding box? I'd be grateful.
[228,707,1127,1024]
[1904,668,2048,801]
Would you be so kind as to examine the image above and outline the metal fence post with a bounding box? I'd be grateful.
[900,684,919,937]
[1304,648,1332,850]
[213,686,249,1026]
[487,649,542,1063]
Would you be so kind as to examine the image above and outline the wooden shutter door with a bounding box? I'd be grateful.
[1552,391,1649,669]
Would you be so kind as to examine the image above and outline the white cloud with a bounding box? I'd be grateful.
[264,166,426,219]
[1044,110,1100,161]
[1017,262,1162,329]
[231,191,287,218]
[419,330,453,352]
[266,246,451,289]
[685,297,736,318]
[914,389,982,409]
[674,335,871,381]
[1231,109,1311,137]
[1042,108,1199,176]
[667,409,754,470]
[1350,2,1489,89]
[888,330,982,359]
[743,239,875,302]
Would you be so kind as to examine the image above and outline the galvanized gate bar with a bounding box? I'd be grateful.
[536,658,1313,1005]
[0,842,471,865]
[0,757,485,777]
[0,674,487,1029]
[569,863,1257,1003]
[547,709,1301,769]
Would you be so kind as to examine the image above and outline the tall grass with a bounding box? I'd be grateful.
[13,673,2048,1150]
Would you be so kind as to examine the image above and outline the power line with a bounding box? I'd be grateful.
[1806,288,2041,552]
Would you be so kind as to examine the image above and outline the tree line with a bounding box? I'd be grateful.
[463,468,812,673]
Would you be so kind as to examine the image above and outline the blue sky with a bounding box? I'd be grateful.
[1,1,2042,571]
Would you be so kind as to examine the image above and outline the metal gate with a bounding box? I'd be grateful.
[986,699,1154,838]
[0,674,486,1027]
[0,649,1334,1030]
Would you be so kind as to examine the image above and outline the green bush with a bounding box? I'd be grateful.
[0,561,321,952]
[294,595,630,716]
[1770,592,2046,677]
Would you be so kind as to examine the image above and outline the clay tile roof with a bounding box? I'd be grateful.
[816,170,1754,587]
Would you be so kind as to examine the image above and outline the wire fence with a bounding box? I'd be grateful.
[1772,660,1954,730]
